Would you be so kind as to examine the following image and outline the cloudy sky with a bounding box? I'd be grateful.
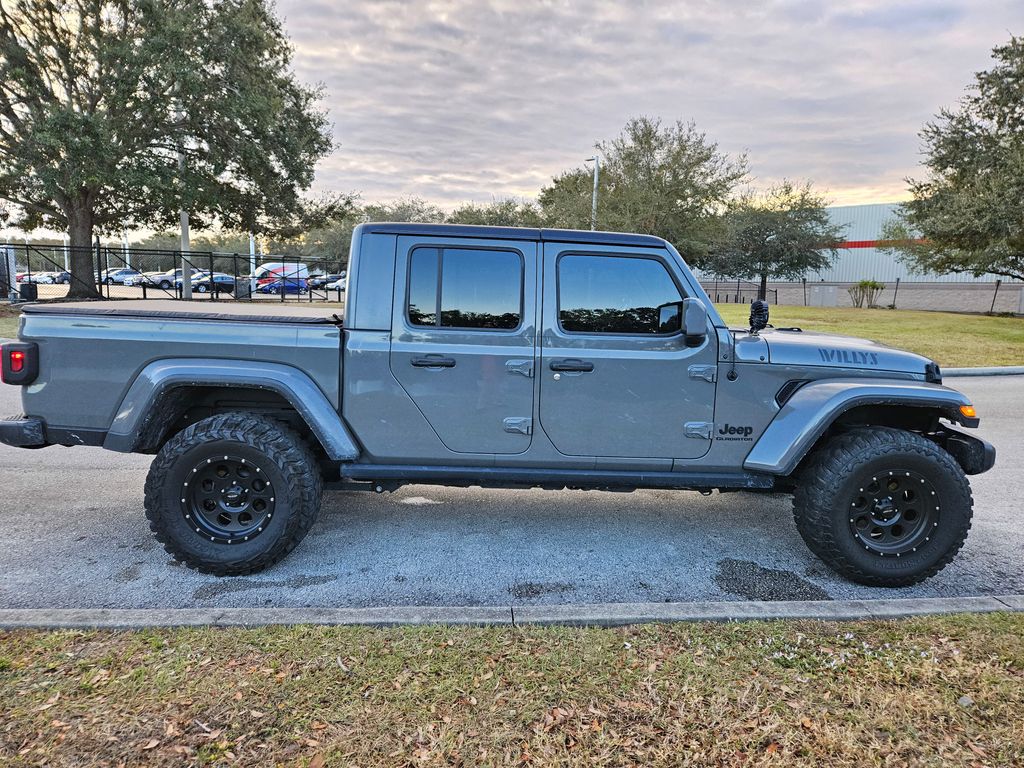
[276,0,1023,209]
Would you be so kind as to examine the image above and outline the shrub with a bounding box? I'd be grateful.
[848,279,885,308]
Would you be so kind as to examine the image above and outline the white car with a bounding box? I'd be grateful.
[324,278,346,291]
[124,271,161,287]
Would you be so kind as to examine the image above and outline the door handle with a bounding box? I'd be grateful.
[411,355,456,368]
[549,359,594,372]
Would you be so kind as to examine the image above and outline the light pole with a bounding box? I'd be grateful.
[585,156,600,230]
[175,98,192,300]
[249,233,257,295]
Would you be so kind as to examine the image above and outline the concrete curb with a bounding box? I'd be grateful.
[945,366,1024,377]
[0,596,1020,629]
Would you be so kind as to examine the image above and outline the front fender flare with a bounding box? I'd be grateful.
[103,358,360,461]
[743,378,973,476]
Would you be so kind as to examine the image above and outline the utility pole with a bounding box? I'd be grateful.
[586,156,600,230]
[249,233,257,294]
[176,99,192,300]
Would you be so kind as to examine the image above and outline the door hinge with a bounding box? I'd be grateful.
[684,421,713,440]
[505,359,534,378]
[503,417,533,435]
[688,364,717,383]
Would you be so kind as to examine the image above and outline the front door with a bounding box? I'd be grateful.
[390,235,537,455]
[539,244,717,459]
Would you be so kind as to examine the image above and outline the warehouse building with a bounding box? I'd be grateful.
[698,202,1023,313]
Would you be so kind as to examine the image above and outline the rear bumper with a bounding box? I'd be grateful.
[0,415,46,448]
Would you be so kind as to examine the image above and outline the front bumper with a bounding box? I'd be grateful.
[940,426,996,475]
[0,415,45,448]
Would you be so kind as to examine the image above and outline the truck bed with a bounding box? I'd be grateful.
[17,299,343,435]
[22,300,341,325]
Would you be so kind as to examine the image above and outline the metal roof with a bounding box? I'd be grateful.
[695,203,1018,284]
[360,222,666,248]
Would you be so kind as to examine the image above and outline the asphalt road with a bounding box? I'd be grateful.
[0,376,1021,610]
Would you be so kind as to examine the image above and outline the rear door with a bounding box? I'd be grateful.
[389,236,537,454]
[539,243,718,459]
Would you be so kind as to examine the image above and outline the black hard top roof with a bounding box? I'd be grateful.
[359,222,667,248]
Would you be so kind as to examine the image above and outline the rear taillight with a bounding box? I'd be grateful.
[1,342,38,385]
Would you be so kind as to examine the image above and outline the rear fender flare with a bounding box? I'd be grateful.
[104,358,360,460]
[743,378,974,476]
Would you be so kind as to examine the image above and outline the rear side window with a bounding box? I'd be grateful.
[558,254,682,334]
[408,247,522,330]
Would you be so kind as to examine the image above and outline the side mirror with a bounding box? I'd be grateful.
[656,298,709,346]
[682,298,709,347]
[657,301,683,334]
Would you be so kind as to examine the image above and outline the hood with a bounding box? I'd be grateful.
[760,327,936,377]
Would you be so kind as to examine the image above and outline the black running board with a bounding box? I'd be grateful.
[338,464,774,492]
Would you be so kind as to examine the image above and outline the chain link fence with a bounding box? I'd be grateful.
[4,243,348,304]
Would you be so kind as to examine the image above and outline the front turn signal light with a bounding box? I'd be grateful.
[960,405,977,419]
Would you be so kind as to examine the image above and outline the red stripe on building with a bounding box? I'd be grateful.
[839,239,926,249]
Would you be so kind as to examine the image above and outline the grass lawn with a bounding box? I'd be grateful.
[0,305,19,339]
[716,304,1024,368]
[1,614,1022,766]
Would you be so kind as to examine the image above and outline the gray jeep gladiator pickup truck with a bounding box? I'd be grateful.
[0,223,995,586]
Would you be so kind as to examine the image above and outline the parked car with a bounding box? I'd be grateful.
[257,278,307,295]
[52,271,71,285]
[324,277,346,292]
[309,272,345,290]
[176,271,210,288]
[123,271,159,287]
[100,268,142,285]
[254,262,309,287]
[14,272,27,283]
[0,223,996,585]
[24,273,56,284]
[143,268,203,289]
[191,273,236,294]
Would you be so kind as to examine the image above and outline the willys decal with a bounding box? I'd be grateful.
[818,348,879,366]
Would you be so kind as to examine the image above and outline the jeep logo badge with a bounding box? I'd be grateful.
[716,424,754,441]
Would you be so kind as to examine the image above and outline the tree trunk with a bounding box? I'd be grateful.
[66,206,101,299]
[758,272,768,301]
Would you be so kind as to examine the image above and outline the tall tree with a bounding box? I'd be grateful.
[447,198,545,228]
[0,0,335,296]
[882,36,1024,283]
[538,117,747,263]
[704,181,846,299]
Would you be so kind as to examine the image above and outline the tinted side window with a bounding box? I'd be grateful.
[408,247,522,330]
[558,254,682,334]
[408,248,439,326]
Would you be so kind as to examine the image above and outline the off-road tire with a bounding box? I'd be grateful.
[793,427,972,587]
[144,413,323,576]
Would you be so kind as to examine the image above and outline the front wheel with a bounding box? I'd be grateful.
[144,413,323,575]
[793,427,972,587]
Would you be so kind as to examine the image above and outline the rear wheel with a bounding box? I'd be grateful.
[144,413,322,575]
[793,427,972,587]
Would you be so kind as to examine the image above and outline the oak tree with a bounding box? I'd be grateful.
[0,0,334,296]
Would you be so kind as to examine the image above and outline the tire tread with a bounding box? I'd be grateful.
[793,427,972,587]
[143,413,322,576]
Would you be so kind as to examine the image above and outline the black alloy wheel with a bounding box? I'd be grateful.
[183,454,276,544]
[848,469,938,557]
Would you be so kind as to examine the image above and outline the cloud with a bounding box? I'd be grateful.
[277,0,1024,207]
